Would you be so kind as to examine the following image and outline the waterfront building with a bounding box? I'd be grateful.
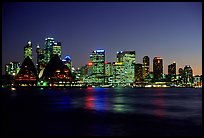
[105,62,113,84]
[112,62,125,86]
[153,57,163,81]
[44,37,55,64]
[116,51,135,85]
[52,42,62,59]
[62,55,72,71]
[135,63,143,82]
[24,41,32,59]
[143,56,150,80]
[5,61,21,76]
[41,54,72,86]
[168,62,176,81]
[193,75,202,87]
[89,49,105,85]
[15,57,38,86]
[36,44,46,74]
[183,65,193,86]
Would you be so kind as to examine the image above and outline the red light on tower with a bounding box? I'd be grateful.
[88,62,93,66]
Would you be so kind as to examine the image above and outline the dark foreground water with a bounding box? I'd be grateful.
[1,87,202,136]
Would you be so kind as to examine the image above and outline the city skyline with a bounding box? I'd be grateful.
[2,2,202,75]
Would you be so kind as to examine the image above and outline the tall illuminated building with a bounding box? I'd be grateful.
[62,55,72,70]
[105,62,113,84]
[183,65,193,85]
[36,44,46,76]
[116,51,135,85]
[153,57,163,81]
[168,62,176,81]
[24,41,32,59]
[52,42,62,59]
[5,61,20,76]
[44,37,55,64]
[112,62,125,85]
[143,56,150,80]
[89,49,105,85]
[135,63,143,82]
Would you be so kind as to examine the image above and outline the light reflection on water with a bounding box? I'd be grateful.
[1,87,202,136]
[6,87,202,122]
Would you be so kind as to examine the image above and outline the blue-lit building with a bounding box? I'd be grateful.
[62,55,72,70]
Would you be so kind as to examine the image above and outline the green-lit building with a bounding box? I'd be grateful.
[105,62,113,84]
[89,49,105,85]
[44,37,55,64]
[116,51,135,85]
[36,44,46,75]
[112,62,126,86]
[5,61,21,76]
[52,42,62,59]
[24,41,32,59]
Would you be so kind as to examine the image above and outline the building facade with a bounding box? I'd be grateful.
[135,63,143,82]
[143,56,150,80]
[153,57,163,81]
[183,65,193,85]
[89,49,105,85]
[116,51,135,85]
[5,61,21,76]
[168,62,176,81]
[24,41,32,59]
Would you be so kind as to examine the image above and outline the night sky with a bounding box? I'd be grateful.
[2,2,202,75]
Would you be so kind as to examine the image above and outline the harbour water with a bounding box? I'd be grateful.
[1,87,202,136]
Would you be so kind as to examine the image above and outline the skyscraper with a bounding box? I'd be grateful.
[143,56,150,80]
[89,49,105,85]
[105,62,113,84]
[44,37,55,64]
[183,65,193,85]
[135,63,143,82]
[112,62,125,86]
[168,62,176,81]
[24,41,32,59]
[36,44,46,75]
[153,57,163,81]
[52,42,62,59]
[116,51,135,85]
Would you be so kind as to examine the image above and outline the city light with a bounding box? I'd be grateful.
[2,37,202,88]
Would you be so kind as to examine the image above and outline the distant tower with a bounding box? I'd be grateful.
[143,56,150,79]
[44,37,55,64]
[153,57,163,81]
[168,62,176,81]
[24,41,32,59]
[135,63,143,82]
[183,65,193,85]
[52,42,62,59]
